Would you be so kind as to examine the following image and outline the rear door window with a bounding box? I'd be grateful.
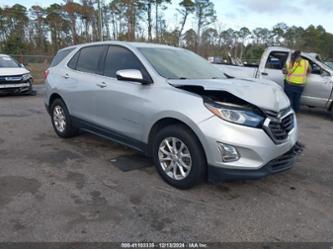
[103,45,151,82]
[50,48,75,67]
[76,46,106,74]
[265,52,289,70]
[67,51,80,70]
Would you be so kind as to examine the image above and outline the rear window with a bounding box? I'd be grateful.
[50,48,75,67]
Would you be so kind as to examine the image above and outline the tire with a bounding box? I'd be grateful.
[50,98,78,138]
[152,124,206,189]
[27,82,36,96]
[24,82,35,96]
[27,82,33,93]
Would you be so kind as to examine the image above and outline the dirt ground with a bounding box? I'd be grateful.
[0,86,332,242]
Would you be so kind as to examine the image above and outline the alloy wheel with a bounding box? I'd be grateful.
[53,105,66,133]
[158,137,192,180]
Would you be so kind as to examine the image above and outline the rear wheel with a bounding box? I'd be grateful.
[152,124,206,189]
[50,99,78,138]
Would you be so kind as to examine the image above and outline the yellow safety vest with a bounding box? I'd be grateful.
[286,59,309,85]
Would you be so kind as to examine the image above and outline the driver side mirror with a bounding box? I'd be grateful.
[116,69,148,84]
[19,63,25,68]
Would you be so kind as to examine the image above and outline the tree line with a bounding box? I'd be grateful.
[1,0,333,61]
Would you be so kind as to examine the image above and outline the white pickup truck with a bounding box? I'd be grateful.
[214,47,333,115]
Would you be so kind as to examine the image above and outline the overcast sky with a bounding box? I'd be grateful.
[1,0,332,33]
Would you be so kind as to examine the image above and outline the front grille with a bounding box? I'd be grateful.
[263,107,295,144]
[268,114,294,141]
[265,107,291,119]
[0,74,24,84]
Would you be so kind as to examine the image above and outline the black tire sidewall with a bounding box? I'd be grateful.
[28,82,36,96]
[50,99,76,138]
[152,124,206,189]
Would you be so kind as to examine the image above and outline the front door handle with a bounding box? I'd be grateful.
[63,74,70,79]
[261,72,268,76]
[96,82,107,88]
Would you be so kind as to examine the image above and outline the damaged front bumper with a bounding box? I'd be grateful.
[0,82,32,95]
[196,109,300,182]
[208,142,303,182]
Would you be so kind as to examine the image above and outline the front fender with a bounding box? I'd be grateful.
[143,110,213,157]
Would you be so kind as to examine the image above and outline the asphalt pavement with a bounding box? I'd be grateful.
[0,85,332,242]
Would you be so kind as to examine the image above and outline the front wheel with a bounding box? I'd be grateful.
[152,124,206,189]
[50,99,78,138]
[25,82,36,96]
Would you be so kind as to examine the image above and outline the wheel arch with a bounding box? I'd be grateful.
[48,93,64,113]
[329,99,333,111]
[146,117,208,164]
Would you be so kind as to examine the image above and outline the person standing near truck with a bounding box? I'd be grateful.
[283,50,311,113]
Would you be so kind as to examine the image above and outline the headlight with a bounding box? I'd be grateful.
[204,102,265,128]
[22,73,32,81]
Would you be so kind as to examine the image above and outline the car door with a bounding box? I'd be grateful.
[301,59,333,107]
[258,51,289,87]
[63,45,108,123]
[92,45,154,144]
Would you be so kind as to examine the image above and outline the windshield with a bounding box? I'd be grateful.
[139,47,226,80]
[0,55,19,68]
[325,61,333,69]
[310,54,333,71]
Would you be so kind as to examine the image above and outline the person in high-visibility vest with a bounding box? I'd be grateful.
[282,50,311,113]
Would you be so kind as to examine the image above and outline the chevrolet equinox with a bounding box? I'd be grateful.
[44,41,301,189]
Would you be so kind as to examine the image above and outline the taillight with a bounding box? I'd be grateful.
[44,69,49,79]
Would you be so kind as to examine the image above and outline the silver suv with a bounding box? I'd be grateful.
[44,41,301,189]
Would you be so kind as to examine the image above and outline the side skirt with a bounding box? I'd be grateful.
[71,116,148,154]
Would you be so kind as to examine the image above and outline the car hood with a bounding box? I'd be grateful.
[0,67,30,76]
[168,78,290,112]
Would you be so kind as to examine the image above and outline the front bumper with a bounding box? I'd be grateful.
[208,142,303,182]
[0,82,32,94]
[198,112,298,170]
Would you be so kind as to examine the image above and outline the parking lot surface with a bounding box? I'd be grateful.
[0,86,332,242]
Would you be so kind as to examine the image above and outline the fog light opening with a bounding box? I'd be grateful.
[218,142,240,162]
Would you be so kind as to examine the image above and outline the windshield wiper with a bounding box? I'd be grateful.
[224,73,234,79]
[167,77,188,80]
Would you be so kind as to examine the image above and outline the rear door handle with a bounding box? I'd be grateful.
[261,72,268,76]
[63,74,70,79]
[96,82,107,88]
